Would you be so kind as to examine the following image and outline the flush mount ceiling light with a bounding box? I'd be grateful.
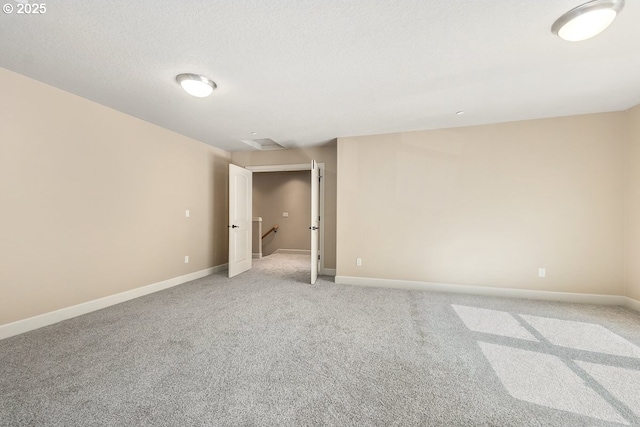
[176,73,217,97]
[552,0,624,42]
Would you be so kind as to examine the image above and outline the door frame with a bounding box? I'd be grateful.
[246,163,327,275]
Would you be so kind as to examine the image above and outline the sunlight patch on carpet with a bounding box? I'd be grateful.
[575,361,640,417]
[478,342,628,425]
[451,305,537,341]
[520,315,640,358]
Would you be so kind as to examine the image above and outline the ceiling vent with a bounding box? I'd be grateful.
[240,138,285,151]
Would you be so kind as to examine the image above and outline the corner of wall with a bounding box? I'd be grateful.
[624,104,640,302]
[623,108,631,299]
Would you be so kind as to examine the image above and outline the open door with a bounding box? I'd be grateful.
[228,164,252,278]
[310,160,320,284]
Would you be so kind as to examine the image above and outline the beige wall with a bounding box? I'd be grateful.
[0,68,230,325]
[231,146,337,269]
[627,105,640,301]
[337,113,627,295]
[254,171,311,256]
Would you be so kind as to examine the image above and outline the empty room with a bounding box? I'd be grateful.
[1,1,640,426]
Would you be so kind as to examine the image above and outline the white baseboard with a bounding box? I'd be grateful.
[625,296,640,313]
[321,268,336,276]
[274,249,311,255]
[252,253,262,259]
[0,263,228,341]
[335,276,627,306]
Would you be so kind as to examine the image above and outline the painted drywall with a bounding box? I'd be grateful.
[254,171,311,256]
[231,146,337,269]
[627,104,640,301]
[337,113,627,295]
[252,219,262,257]
[0,68,230,325]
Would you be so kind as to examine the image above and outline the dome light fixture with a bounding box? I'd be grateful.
[552,0,625,42]
[176,73,217,97]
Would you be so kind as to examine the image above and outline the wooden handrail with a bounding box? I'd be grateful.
[262,224,279,239]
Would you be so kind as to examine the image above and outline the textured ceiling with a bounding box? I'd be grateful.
[1,0,639,152]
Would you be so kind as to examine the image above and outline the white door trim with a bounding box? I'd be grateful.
[247,163,327,275]
[311,159,319,284]
[246,164,311,172]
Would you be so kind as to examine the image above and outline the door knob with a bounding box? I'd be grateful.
[228,225,239,228]
[309,226,319,230]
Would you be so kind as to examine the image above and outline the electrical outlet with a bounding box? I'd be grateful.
[282,212,289,218]
[538,268,546,278]
[356,258,362,266]
[185,210,190,218]
[185,256,189,264]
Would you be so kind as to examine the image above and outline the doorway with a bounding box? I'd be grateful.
[228,162,326,282]
[253,170,311,258]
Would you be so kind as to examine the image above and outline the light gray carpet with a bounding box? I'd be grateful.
[2,253,640,426]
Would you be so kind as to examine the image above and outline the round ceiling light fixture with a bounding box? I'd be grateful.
[176,73,217,97]
[552,0,624,42]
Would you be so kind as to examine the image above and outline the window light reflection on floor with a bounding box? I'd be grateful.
[519,315,640,358]
[478,342,628,425]
[452,305,640,425]
[451,305,538,341]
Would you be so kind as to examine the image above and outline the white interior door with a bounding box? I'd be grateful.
[310,159,320,284]
[228,164,252,278]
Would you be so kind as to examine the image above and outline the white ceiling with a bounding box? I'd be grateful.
[1,0,639,152]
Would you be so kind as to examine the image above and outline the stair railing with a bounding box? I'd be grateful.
[262,224,279,239]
